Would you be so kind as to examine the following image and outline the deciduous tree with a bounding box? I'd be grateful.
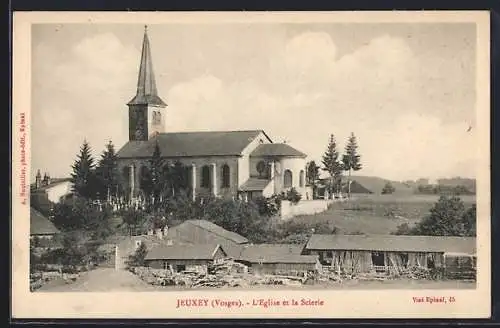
[394,196,476,237]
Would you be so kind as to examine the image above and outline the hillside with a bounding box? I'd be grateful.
[341,175,414,195]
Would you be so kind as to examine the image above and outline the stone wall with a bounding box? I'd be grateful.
[280,200,333,220]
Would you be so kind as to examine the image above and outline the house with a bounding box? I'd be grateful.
[115,27,308,202]
[110,219,249,270]
[31,170,72,204]
[303,234,476,275]
[164,220,248,258]
[144,244,227,274]
[30,208,62,250]
[30,208,60,240]
[111,234,175,270]
[236,244,321,275]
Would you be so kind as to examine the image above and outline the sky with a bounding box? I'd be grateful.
[31,22,477,182]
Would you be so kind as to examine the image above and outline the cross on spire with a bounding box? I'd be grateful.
[127,26,167,107]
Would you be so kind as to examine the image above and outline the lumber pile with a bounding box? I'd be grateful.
[132,265,310,288]
[399,267,432,280]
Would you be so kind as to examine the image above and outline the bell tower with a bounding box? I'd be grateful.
[127,26,167,141]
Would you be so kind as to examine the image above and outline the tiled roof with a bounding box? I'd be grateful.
[145,244,225,261]
[305,234,476,254]
[238,244,313,264]
[30,208,60,235]
[250,143,307,158]
[116,130,271,158]
[239,178,272,192]
[185,220,249,244]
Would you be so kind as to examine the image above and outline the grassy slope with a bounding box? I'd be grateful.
[290,194,476,235]
[343,175,415,195]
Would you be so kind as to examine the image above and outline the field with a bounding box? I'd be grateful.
[290,194,476,235]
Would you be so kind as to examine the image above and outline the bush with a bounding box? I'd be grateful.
[285,188,302,204]
[127,242,148,268]
[253,196,280,217]
[393,223,413,235]
[381,182,396,195]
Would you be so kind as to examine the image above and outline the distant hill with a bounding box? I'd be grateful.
[341,175,414,195]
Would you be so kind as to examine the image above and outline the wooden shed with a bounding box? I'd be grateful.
[236,244,321,275]
[304,234,476,277]
[144,244,228,274]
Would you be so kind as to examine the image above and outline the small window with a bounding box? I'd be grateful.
[201,165,211,188]
[176,264,186,272]
[152,111,162,124]
[221,164,230,188]
[256,161,266,178]
[284,169,293,188]
[371,252,385,268]
[299,170,305,187]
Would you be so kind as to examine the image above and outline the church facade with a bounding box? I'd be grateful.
[116,28,308,201]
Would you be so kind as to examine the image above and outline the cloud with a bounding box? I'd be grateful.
[163,32,475,180]
[31,29,476,181]
[31,33,140,179]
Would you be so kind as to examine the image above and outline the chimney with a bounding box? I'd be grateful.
[35,170,42,189]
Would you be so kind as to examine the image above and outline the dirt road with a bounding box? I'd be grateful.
[37,268,476,292]
[38,268,154,292]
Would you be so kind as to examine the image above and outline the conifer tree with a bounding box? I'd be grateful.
[141,140,166,207]
[95,141,119,201]
[341,132,362,198]
[70,140,97,199]
[322,134,343,196]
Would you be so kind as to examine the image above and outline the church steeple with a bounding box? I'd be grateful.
[127,26,167,141]
[127,26,167,107]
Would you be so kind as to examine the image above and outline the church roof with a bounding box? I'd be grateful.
[117,130,271,158]
[127,26,166,107]
[250,143,307,158]
[239,178,272,191]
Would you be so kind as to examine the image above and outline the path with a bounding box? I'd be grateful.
[37,268,154,292]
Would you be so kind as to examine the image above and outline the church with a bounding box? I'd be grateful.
[116,27,309,201]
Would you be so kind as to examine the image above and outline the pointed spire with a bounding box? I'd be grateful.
[128,26,167,107]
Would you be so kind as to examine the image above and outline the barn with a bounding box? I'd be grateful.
[236,244,321,275]
[105,220,248,270]
[304,234,476,276]
[144,244,227,274]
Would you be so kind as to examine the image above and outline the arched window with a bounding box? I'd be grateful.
[140,166,150,179]
[221,164,230,188]
[122,166,131,182]
[284,169,293,188]
[201,165,211,188]
[256,161,266,178]
[299,170,305,187]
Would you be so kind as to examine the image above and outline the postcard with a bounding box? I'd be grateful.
[12,11,490,319]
